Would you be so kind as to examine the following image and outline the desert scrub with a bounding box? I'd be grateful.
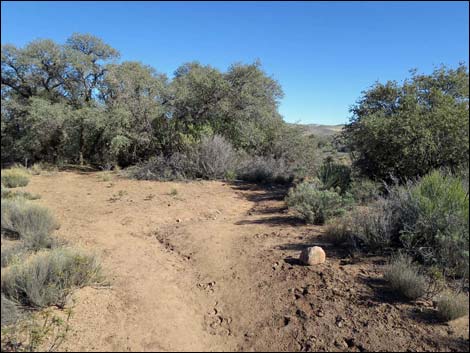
[237,155,294,184]
[1,295,20,327]
[393,170,469,275]
[317,159,351,194]
[347,200,398,250]
[1,242,28,268]
[1,248,102,308]
[435,291,470,321]
[1,307,73,352]
[349,178,382,204]
[286,180,351,225]
[1,187,40,201]
[98,171,113,182]
[384,254,427,300]
[324,218,354,246]
[1,199,58,250]
[1,168,30,188]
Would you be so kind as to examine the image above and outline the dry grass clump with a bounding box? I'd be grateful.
[1,199,58,250]
[1,168,30,188]
[435,291,469,322]
[384,254,427,300]
[1,248,102,308]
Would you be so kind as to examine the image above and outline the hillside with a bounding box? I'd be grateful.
[290,123,345,136]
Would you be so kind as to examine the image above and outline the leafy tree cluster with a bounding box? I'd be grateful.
[342,65,469,181]
[1,34,291,168]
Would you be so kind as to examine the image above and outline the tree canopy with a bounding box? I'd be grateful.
[1,34,287,167]
[342,65,469,181]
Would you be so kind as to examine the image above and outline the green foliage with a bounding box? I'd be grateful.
[1,199,58,250]
[2,35,289,168]
[384,254,428,300]
[317,159,351,194]
[435,291,470,322]
[349,178,382,204]
[1,248,102,308]
[396,170,469,276]
[336,170,469,275]
[343,65,469,181]
[286,180,351,224]
[1,169,30,188]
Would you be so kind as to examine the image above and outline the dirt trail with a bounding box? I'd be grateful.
[25,172,469,352]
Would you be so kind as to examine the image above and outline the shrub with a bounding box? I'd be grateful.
[394,171,469,276]
[1,242,27,268]
[342,65,469,181]
[317,159,351,194]
[1,187,40,201]
[237,155,294,184]
[1,248,102,308]
[347,200,398,250]
[1,199,58,250]
[349,178,382,204]
[435,291,470,321]
[29,162,58,176]
[125,153,192,181]
[1,295,19,327]
[190,134,237,179]
[324,218,353,246]
[286,181,350,224]
[1,169,30,188]
[384,254,427,300]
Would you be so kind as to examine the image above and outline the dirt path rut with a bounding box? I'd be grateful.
[25,172,469,352]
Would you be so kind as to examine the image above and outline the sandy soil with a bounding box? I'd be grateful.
[23,171,469,352]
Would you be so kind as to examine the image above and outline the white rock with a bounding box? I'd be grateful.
[299,246,326,266]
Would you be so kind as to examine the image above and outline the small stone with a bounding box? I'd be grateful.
[299,246,326,266]
[176,218,181,223]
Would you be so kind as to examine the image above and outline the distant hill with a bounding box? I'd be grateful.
[289,123,345,136]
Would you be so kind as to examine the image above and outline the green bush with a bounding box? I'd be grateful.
[286,181,350,224]
[1,248,102,308]
[395,171,469,276]
[1,199,58,250]
[317,159,351,194]
[349,178,382,204]
[436,291,470,322]
[384,255,427,300]
[1,169,30,188]
[343,65,469,181]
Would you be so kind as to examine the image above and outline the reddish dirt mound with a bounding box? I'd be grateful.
[24,171,469,352]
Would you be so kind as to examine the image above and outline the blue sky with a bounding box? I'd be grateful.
[1,1,469,125]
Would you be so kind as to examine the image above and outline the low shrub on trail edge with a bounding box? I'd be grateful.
[286,180,351,225]
[1,247,102,308]
[1,199,58,250]
[436,291,470,322]
[1,169,30,188]
[383,254,428,300]
[327,170,469,276]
